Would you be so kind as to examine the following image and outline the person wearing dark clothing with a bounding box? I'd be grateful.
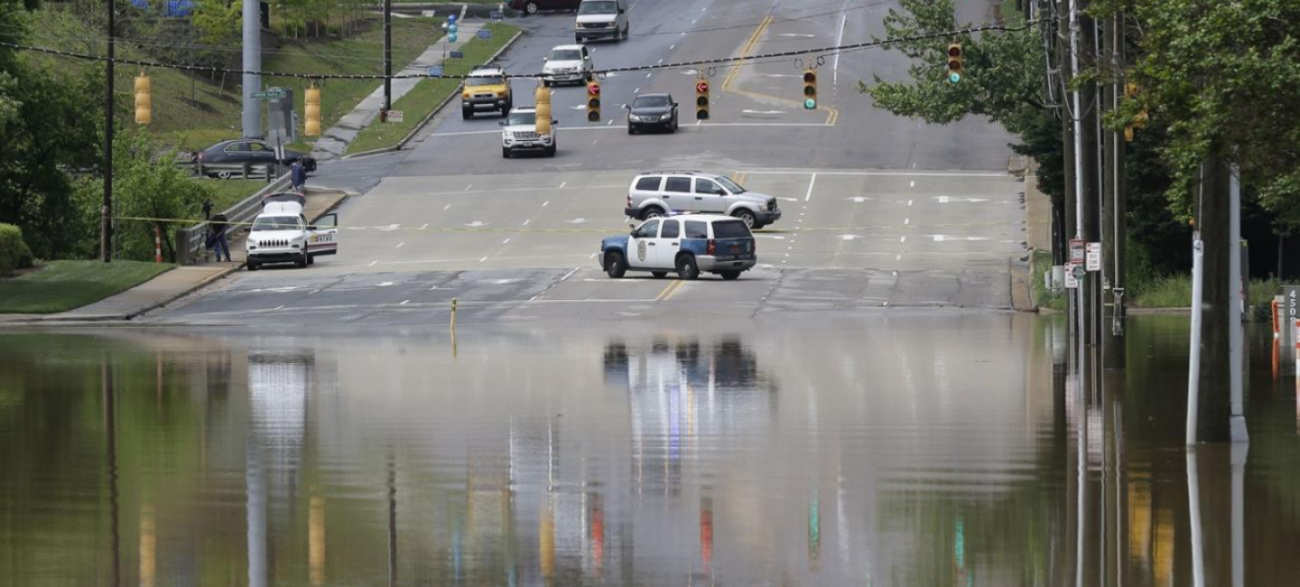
[291,160,307,194]
[208,213,232,262]
[202,198,213,220]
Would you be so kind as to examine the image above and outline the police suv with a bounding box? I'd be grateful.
[245,193,339,270]
[600,214,756,280]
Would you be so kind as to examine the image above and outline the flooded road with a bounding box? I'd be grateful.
[2,315,1298,586]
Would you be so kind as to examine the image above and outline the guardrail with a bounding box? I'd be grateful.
[176,167,292,265]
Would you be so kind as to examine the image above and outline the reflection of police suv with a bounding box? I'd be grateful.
[600,214,756,280]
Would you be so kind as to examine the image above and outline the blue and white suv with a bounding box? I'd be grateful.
[599,214,757,280]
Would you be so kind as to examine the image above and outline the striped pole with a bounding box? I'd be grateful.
[154,225,162,263]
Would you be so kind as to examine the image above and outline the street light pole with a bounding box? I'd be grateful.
[383,0,392,113]
[102,0,115,263]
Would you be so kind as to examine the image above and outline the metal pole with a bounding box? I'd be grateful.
[242,0,262,138]
[384,0,392,112]
[102,0,114,263]
[1229,165,1249,443]
[1069,0,1086,349]
[1187,236,1204,445]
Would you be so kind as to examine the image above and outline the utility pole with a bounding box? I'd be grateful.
[383,0,392,113]
[1079,2,1102,349]
[1102,9,1127,368]
[1058,0,1078,347]
[242,0,262,138]
[102,0,115,263]
[1190,157,1233,442]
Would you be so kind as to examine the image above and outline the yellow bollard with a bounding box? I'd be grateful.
[450,297,458,357]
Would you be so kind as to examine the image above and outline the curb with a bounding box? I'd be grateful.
[341,29,523,160]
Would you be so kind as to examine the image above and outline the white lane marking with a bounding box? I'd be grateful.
[378,282,394,287]
[369,260,378,266]
[900,236,906,243]
[479,256,488,263]
[568,218,588,224]
[669,44,675,50]
[400,299,410,305]
[904,218,910,225]
[308,289,319,295]
[522,219,531,226]
[834,14,846,84]
[681,31,686,36]
[420,223,429,229]
[464,221,487,227]
[909,180,915,188]
[608,119,614,125]
[912,162,917,168]
[634,87,640,93]
[430,285,439,291]
[692,19,697,24]
[840,235,859,241]
[658,58,663,64]
[502,238,511,244]
[464,184,472,191]
[938,196,950,203]
[396,242,405,249]
[761,73,801,78]
[933,235,945,242]
[376,224,400,231]
[742,109,786,115]
[542,201,549,207]
[907,199,913,206]
[559,181,567,188]
[742,170,1010,177]
[444,204,452,211]
[779,33,815,38]
[804,173,817,201]
[850,196,867,203]
[560,267,580,282]
[273,305,284,311]
[646,72,652,78]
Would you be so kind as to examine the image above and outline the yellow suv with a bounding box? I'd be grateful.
[462,67,512,119]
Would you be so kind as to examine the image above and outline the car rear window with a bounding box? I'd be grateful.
[684,220,708,239]
[661,220,679,238]
[664,177,691,193]
[711,220,751,239]
[635,176,661,191]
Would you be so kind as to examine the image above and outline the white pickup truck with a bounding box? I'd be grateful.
[245,193,339,270]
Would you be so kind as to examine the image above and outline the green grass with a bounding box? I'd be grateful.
[999,0,1026,25]
[1030,249,1066,311]
[192,179,269,213]
[0,261,172,314]
[1127,274,1286,309]
[346,23,518,154]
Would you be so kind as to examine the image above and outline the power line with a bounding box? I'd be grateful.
[0,20,1039,81]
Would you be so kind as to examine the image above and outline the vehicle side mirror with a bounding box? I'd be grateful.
[623,104,630,110]
[552,120,559,125]
[499,121,507,126]
[543,57,548,61]
[629,222,638,230]
[308,225,317,230]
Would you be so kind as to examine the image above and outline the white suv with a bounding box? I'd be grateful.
[500,107,557,158]
[575,0,628,43]
[623,171,782,229]
[542,44,593,86]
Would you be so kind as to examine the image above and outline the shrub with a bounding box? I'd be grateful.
[0,223,35,275]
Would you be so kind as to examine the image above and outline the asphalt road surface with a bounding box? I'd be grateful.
[155,0,1028,326]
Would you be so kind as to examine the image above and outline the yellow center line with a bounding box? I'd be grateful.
[718,14,837,126]
[721,15,773,92]
[658,279,687,302]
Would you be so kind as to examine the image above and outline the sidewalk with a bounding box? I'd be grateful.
[0,189,348,325]
[311,23,483,161]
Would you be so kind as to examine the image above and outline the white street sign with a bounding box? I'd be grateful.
[1065,263,1079,289]
[1086,242,1102,271]
[387,110,405,123]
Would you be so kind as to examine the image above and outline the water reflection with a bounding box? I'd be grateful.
[0,319,1298,586]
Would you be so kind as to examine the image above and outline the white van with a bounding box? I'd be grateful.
[575,0,628,43]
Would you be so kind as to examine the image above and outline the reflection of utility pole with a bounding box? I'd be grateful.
[103,356,120,587]
[387,451,397,587]
[247,440,267,587]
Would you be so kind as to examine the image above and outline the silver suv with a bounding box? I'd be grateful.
[623,171,782,229]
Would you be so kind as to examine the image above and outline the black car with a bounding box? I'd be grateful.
[625,93,678,134]
[192,139,317,179]
[508,0,582,15]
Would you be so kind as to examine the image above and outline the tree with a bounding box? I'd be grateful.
[192,0,241,46]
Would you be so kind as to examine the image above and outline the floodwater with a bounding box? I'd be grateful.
[1,315,1298,586]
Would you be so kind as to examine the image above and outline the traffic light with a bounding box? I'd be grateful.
[695,79,710,120]
[946,43,963,84]
[305,85,321,137]
[1124,81,1146,142]
[802,69,817,110]
[586,79,601,122]
[535,83,552,135]
[134,72,151,124]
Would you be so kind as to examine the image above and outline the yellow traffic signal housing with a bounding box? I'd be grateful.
[305,85,321,137]
[134,72,151,124]
[535,83,552,134]
[1123,81,1147,141]
[695,78,710,120]
[586,79,601,122]
[946,43,963,83]
[802,69,817,110]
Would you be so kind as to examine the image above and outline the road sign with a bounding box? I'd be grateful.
[1069,238,1085,264]
[253,89,286,100]
[696,81,709,93]
[1065,263,1079,289]
[490,10,503,21]
[386,110,404,123]
[449,51,464,59]
[1086,242,1101,271]
[478,29,492,40]
[427,66,443,77]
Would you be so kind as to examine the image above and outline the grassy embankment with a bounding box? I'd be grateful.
[346,22,518,154]
[1031,249,1285,310]
[0,261,172,314]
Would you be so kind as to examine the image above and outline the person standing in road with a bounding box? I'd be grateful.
[209,214,232,262]
[291,160,307,194]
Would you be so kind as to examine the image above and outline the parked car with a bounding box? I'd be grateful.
[624,171,782,229]
[626,93,678,134]
[600,214,757,280]
[509,0,582,16]
[575,0,629,43]
[542,44,594,86]
[193,139,316,179]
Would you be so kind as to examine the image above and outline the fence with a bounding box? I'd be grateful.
[176,166,292,265]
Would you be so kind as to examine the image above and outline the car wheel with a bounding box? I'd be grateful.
[605,251,627,278]
[628,125,636,135]
[641,206,665,220]
[546,144,557,157]
[502,147,511,158]
[307,254,315,265]
[733,209,757,228]
[673,116,679,131]
[462,108,472,120]
[651,271,668,278]
[247,261,259,271]
[216,170,233,179]
[297,253,309,268]
[720,270,741,281]
[525,1,539,15]
[576,35,583,44]
[675,254,699,281]
[622,23,629,39]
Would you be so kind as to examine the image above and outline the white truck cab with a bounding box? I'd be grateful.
[575,0,628,43]
[245,193,338,270]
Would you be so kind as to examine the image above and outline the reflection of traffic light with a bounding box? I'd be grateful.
[586,79,601,122]
[535,83,552,135]
[802,69,817,110]
[134,72,151,124]
[947,42,963,84]
[305,85,321,137]
[695,79,710,120]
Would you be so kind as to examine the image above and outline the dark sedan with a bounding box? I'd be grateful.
[508,0,581,15]
[625,94,678,134]
[192,139,317,179]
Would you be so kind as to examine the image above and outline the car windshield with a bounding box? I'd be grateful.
[252,216,299,232]
[579,1,617,15]
[507,111,537,125]
[466,75,504,86]
[550,49,582,61]
[633,95,671,108]
[715,176,746,194]
[711,220,752,239]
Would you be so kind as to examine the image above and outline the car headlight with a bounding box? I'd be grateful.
[660,114,673,121]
